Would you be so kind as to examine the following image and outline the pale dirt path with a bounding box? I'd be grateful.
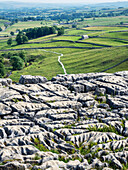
[41,49,67,75]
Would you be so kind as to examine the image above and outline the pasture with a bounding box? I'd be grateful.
[0,16,127,82]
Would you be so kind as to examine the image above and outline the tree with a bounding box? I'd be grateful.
[7,38,12,46]
[0,56,4,63]
[49,27,56,34]
[72,24,77,28]
[120,22,123,25]
[10,56,24,70]
[15,19,19,23]
[81,17,84,21]
[16,33,23,45]
[0,27,2,32]
[10,31,14,36]
[22,35,28,44]
[0,63,5,78]
[4,23,8,29]
[19,51,26,62]
[57,27,64,36]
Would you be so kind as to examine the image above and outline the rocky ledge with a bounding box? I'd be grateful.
[0,71,128,170]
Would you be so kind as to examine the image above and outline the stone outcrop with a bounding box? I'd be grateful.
[0,78,12,86]
[0,71,128,169]
[19,75,47,84]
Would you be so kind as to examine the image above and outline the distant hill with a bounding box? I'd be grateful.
[0,1,128,9]
[89,1,128,9]
[0,1,81,9]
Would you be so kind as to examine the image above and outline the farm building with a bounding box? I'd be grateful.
[82,35,89,40]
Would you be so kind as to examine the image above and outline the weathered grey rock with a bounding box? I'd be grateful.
[0,127,7,139]
[107,96,128,109]
[0,87,24,102]
[94,87,106,96]
[124,121,128,137]
[19,75,47,84]
[114,71,128,78]
[0,103,12,116]
[32,160,66,170]
[10,84,43,94]
[0,78,12,86]
[0,72,127,169]
[11,102,49,113]
[70,84,85,93]
[67,132,124,147]
[76,80,97,92]
[66,160,81,169]
[0,145,39,162]
[98,103,109,109]
[48,100,82,109]
[0,161,29,170]
[102,153,123,169]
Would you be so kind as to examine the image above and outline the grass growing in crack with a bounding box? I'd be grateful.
[121,119,125,129]
[58,155,83,163]
[80,143,102,164]
[79,141,98,155]
[53,128,57,132]
[34,153,41,160]
[114,146,124,152]
[63,123,76,129]
[122,163,128,170]
[0,162,4,165]
[3,159,22,163]
[88,125,119,135]
[105,160,117,169]
[84,115,90,120]
[33,138,60,154]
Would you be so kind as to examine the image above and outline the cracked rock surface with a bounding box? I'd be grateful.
[0,71,128,170]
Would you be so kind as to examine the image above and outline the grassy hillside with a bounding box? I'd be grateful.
[8,46,128,82]
[77,16,128,28]
[0,17,127,82]
[61,47,128,74]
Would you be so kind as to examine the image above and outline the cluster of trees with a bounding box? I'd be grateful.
[15,26,64,45]
[24,26,56,39]
[57,27,64,36]
[1,51,26,73]
[10,55,24,70]
[0,7,128,27]
[10,51,26,70]
[0,6,128,24]
[16,33,28,45]
[0,56,5,78]
[7,38,13,46]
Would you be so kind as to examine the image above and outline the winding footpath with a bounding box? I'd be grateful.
[0,45,128,75]
[41,49,67,75]
[58,54,67,75]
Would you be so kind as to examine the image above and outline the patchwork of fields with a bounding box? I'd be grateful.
[0,16,128,81]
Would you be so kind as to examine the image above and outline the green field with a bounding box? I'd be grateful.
[0,16,128,82]
[8,46,128,82]
[84,37,128,46]
[84,26,128,31]
[9,49,65,81]
[0,20,55,36]
[77,16,128,28]
[61,47,128,74]
[100,31,128,39]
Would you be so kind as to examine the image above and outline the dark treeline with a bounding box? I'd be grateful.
[0,6,128,22]
[23,26,56,39]
[15,26,64,45]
